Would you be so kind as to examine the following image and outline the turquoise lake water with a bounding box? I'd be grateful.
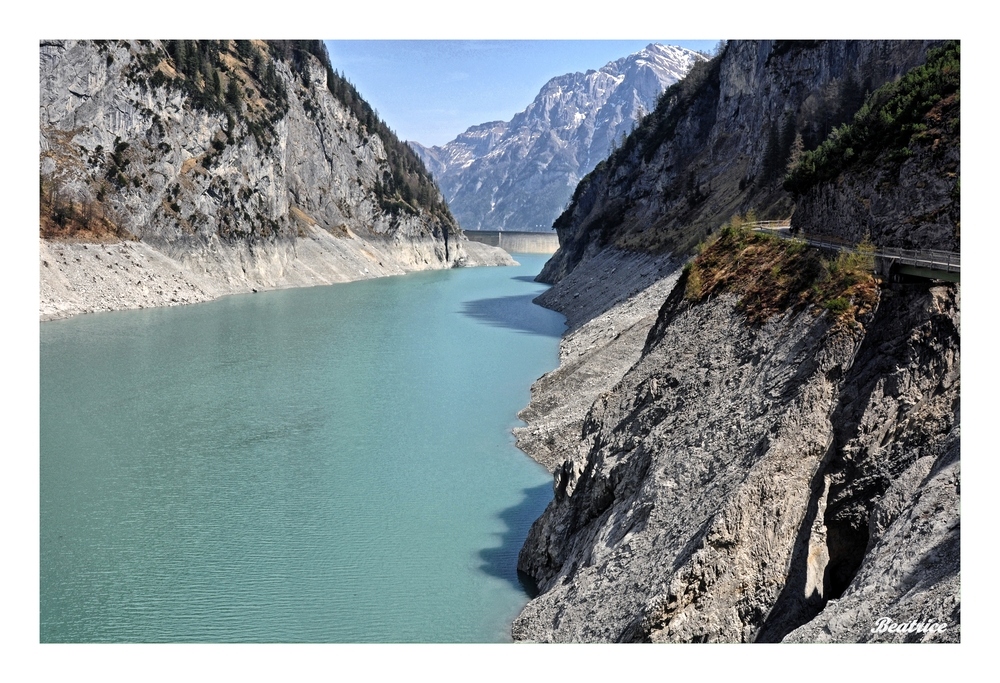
[40,254,563,642]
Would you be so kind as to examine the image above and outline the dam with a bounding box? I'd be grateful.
[464,231,559,255]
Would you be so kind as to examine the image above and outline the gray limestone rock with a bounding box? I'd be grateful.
[540,40,941,285]
[39,40,512,320]
[511,38,959,646]
[513,257,959,643]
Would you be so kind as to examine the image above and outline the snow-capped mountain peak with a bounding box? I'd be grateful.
[411,44,706,232]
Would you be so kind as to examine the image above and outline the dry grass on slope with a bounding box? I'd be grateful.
[683,215,879,327]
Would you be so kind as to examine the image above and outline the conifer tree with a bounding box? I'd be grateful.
[226,77,241,110]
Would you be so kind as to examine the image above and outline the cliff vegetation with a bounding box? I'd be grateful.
[39,39,512,320]
[39,39,456,244]
[540,40,939,284]
[784,41,959,196]
[683,215,878,325]
[787,42,960,251]
[272,41,455,222]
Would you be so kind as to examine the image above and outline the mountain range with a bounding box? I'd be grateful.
[411,43,706,232]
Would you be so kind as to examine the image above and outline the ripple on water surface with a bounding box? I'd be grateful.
[40,254,562,642]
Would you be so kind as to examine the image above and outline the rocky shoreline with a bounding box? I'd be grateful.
[510,40,959,643]
[39,40,515,322]
[513,248,682,472]
[40,233,513,321]
[512,249,959,643]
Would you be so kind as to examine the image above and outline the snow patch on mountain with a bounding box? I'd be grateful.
[411,44,706,232]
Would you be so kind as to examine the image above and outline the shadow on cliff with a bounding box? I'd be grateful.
[478,483,553,595]
[460,294,565,337]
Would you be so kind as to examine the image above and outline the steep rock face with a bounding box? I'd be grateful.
[39,40,511,319]
[792,150,960,252]
[540,40,939,284]
[781,288,960,643]
[412,44,704,232]
[789,72,960,252]
[513,41,959,643]
[513,271,959,642]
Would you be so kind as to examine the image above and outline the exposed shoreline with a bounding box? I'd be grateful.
[511,245,959,643]
[40,230,514,322]
[513,248,682,472]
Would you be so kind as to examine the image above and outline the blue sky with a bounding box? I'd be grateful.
[324,40,720,147]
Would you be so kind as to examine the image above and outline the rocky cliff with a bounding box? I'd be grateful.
[515,271,958,643]
[786,42,960,252]
[411,44,705,233]
[39,39,512,320]
[513,40,959,643]
[539,40,940,284]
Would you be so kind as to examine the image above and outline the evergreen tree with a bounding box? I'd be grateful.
[226,77,241,110]
[786,132,804,173]
[235,40,253,61]
[173,41,187,73]
[779,116,796,162]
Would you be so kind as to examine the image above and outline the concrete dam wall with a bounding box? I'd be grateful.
[464,231,560,255]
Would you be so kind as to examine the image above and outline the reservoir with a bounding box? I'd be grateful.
[40,253,563,642]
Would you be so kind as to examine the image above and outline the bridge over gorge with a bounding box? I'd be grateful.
[750,221,960,283]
